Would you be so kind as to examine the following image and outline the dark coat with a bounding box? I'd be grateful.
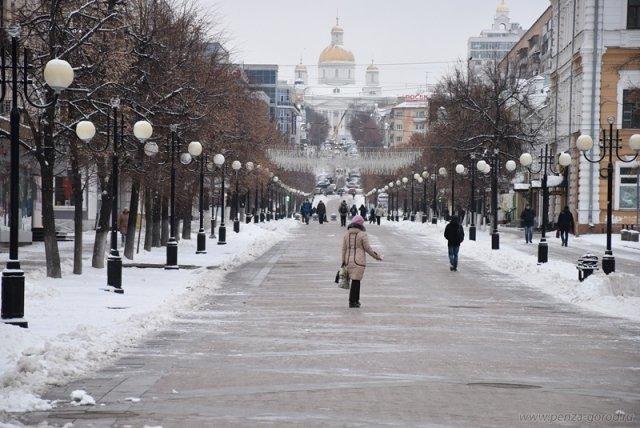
[359,205,367,217]
[300,202,312,215]
[316,202,326,216]
[339,202,348,215]
[350,206,358,216]
[520,208,535,227]
[444,220,465,247]
[557,210,575,232]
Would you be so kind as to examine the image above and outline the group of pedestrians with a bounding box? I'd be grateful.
[300,199,327,225]
[520,205,575,246]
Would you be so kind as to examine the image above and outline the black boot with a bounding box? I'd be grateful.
[349,280,361,308]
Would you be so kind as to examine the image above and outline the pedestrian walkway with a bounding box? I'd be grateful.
[20,221,640,427]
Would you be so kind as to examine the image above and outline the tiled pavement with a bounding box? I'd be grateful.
[18,220,640,427]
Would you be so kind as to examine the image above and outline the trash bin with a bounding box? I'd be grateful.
[577,253,599,282]
[330,213,337,221]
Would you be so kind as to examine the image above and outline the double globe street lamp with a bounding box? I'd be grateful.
[75,101,153,289]
[213,153,227,244]
[2,25,75,327]
[575,119,640,274]
[231,160,242,233]
[142,126,199,269]
[517,145,572,264]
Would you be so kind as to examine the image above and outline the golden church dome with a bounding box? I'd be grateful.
[319,45,355,63]
[496,0,509,13]
[295,62,307,71]
[367,63,378,71]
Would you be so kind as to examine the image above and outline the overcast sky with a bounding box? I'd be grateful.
[199,0,549,95]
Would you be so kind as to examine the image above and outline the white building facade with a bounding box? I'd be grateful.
[468,1,524,76]
[296,19,396,143]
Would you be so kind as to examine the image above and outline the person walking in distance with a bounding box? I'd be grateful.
[359,204,367,218]
[316,200,327,224]
[339,200,349,227]
[341,215,383,308]
[444,215,464,271]
[368,206,376,224]
[300,199,312,225]
[350,204,358,219]
[556,206,575,247]
[117,208,130,246]
[520,204,536,243]
[375,204,384,226]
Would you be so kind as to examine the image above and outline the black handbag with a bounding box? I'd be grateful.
[335,271,340,283]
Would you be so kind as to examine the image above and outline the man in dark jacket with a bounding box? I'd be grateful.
[556,206,575,247]
[316,201,327,224]
[350,204,358,218]
[444,215,465,271]
[359,204,367,218]
[520,204,535,243]
[339,201,349,227]
[300,199,312,225]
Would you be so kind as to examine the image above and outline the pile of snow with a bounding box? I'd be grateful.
[0,220,298,413]
[70,390,95,406]
[391,221,640,322]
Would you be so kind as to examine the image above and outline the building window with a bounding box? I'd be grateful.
[396,136,402,142]
[396,124,403,131]
[618,166,639,209]
[55,176,74,206]
[335,69,339,77]
[628,0,640,29]
[622,89,640,128]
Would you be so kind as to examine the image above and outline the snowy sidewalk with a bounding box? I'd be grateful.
[0,220,298,413]
[12,219,640,427]
[390,220,640,322]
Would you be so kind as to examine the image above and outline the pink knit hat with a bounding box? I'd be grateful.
[351,215,365,226]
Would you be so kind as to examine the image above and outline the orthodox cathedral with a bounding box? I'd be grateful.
[294,19,396,141]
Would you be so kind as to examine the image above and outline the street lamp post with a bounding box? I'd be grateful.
[244,162,254,224]
[163,127,183,269]
[402,177,408,220]
[1,26,74,327]
[421,171,428,223]
[395,179,401,221]
[411,173,417,221]
[431,173,438,224]
[479,149,501,249]
[232,160,242,232]
[76,103,153,290]
[438,167,448,219]
[254,165,261,223]
[387,182,394,221]
[187,142,206,254]
[468,154,478,241]
[517,146,568,263]
[213,153,227,245]
[576,120,640,274]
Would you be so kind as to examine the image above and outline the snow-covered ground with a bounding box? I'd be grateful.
[0,220,298,413]
[389,220,640,323]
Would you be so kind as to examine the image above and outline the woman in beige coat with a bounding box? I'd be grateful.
[341,215,383,308]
